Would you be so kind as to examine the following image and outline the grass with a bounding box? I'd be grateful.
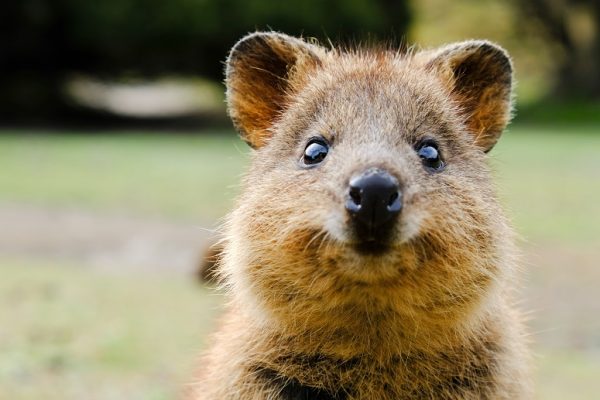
[0,130,249,220]
[0,126,599,399]
[536,351,600,400]
[491,124,600,244]
[0,258,223,400]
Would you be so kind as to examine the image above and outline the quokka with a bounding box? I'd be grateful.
[188,32,532,399]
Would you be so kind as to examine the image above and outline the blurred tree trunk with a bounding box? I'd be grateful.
[518,0,600,100]
[1,0,412,124]
[0,1,71,121]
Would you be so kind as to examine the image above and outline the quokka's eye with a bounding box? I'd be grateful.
[302,137,329,166]
[416,140,445,171]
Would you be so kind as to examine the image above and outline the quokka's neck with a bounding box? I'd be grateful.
[245,297,498,360]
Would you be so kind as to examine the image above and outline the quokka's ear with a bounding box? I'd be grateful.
[424,41,513,152]
[225,32,323,148]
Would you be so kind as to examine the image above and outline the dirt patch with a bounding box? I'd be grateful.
[0,202,217,276]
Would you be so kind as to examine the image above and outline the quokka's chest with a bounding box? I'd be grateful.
[251,349,498,400]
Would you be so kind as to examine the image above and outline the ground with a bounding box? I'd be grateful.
[0,125,598,399]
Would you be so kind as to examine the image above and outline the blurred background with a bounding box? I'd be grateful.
[1,0,598,399]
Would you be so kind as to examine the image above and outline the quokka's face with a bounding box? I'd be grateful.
[224,33,514,317]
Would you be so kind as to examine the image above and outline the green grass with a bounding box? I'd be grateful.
[492,124,600,244]
[536,351,600,400]
[0,258,223,400]
[0,130,249,220]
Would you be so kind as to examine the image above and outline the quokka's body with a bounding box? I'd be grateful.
[188,32,532,399]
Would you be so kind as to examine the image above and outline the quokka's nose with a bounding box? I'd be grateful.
[345,168,402,234]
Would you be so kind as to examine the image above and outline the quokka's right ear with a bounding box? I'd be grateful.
[422,40,513,153]
[225,32,324,148]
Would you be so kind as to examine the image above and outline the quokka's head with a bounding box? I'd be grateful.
[223,32,515,328]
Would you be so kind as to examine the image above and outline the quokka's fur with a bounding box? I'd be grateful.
[188,32,532,399]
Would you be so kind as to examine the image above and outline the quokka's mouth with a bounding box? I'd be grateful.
[347,218,396,256]
[353,239,391,255]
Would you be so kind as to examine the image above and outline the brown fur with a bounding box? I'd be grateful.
[197,237,223,284]
[188,32,531,399]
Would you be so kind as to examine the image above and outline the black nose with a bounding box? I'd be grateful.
[345,168,402,236]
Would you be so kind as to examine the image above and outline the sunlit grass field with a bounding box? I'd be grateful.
[1,125,599,399]
[0,131,248,220]
[0,259,223,400]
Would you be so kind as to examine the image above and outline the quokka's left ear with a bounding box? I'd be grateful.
[225,32,324,149]
[424,41,513,153]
